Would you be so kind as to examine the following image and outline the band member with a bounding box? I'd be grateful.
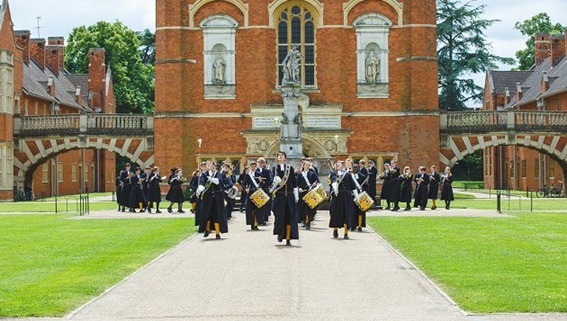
[119,163,132,212]
[297,160,318,230]
[428,165,441,210]
[271,151,299,246]
[222,163,236,220]
[192,163,207,226]
[307,157,319,176]
[189,168,200,213]
[328,162,339,214]
[329,161,356,239]
[399,166,414,211]
[147,166,163,213]
[165,167,185,213]
[440,167,455,210]
[141,166,151,211]
[256,157,273,223]
[378,163,392,210]
[413,166,430,210]
[237,166,248,212]
[243,162,264,230]
[351,163,366,232]
[366,160,378,203]
[129,167,147,213]
[197,160,229,239]
[389,160,401,211]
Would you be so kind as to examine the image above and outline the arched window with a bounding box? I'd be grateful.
[277,5,316,87]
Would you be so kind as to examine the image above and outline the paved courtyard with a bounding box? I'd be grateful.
[5,206,566,321]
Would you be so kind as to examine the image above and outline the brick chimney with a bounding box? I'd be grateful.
[534,33,551,65]
[515,82,523,102]
[88,48,106,111]
[75,86,83,105]
[14,30,31,64]
[47,76,55,97]
[46,45,62,76]
[48,37,65,69]
[504,87,510,106]
[550,34,565,66]
[30,38,46,69]
[542,71,549,93]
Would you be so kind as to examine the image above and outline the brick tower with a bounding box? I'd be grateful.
[155,0,439,174]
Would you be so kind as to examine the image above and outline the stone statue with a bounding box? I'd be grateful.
[281,46,302,85]
[365,50,380,83]
[213,57,226,83]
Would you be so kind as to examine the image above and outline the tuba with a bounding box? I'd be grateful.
[226,185,239,199]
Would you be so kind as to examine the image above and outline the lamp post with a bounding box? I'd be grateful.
[197,137,203,166]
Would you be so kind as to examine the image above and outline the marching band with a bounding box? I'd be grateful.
[115,155,455,244]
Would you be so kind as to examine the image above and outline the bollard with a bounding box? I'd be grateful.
[497,191,501,214]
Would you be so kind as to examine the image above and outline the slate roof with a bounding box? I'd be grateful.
[488,70,532,94]
[23,60,91,111]
[508,56,567,107]
[66,74,90,104]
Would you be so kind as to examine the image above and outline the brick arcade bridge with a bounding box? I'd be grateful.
[439,110,567,184]
[12,110,567,190]
[12,114,155,189]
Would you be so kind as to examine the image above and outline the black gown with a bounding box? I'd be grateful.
[367,166,378,201]
[165,174,184,203]
[441,175,455,201]
[399,173,414,203]
[329,171,355,228]
[198,171,229,234]
[271,164,299,240]
[413,173,430,209]
[147,172,162,202]
[428,172,441,199]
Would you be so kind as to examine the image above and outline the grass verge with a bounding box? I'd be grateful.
[368,213,567,312]
[0,215,195,317]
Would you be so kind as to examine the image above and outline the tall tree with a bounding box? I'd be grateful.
[65,21,154,114]
[514,13,564,71]
[437,0,514,110]
[138,29,155,65]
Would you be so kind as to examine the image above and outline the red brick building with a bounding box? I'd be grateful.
[483,31,567,191]
[0,0,117,200]
[154,0,439,175]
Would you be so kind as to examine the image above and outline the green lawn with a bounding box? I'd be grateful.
[368,213,567,312]
[0,215,195,317]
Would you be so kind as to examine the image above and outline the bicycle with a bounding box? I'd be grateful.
[536,185,561,198]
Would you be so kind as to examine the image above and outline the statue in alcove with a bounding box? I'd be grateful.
[213,57,226,84]
[365,50,380,83]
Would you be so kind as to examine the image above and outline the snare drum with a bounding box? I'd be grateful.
[250,189,270,209]
[355,191,374,212]
[302,188,324,209]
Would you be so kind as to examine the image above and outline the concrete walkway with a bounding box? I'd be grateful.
[5,209,566,321]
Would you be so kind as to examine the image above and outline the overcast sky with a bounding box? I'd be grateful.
[8,0,567,103]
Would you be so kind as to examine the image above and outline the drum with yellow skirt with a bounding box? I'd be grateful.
[302,190,323,209]
[249,189,270,209]
[355,191,374,212]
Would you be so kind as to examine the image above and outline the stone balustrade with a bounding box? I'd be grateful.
[440,110,567,134]
[13,114,154,137]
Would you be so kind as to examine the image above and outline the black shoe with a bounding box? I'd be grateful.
[420,207,425,211]
[306,224,311,230]
[344,234,349,240]
[350,227,355,232]
[156,209,162,213]
[404,207,411,211]
[357,227,362,232]
[259,222,267,226]
[139,208,145,213]
[121,208,125,212]
[446,206,450,210]
[216,234,221,240]
[204,230,210,238]
[286,240,291,246]
[392,207,399,211]
[177,209,185,213]
[277,235,283,243]
[129,208,135,212]
[333,230,338,238]
[385,207,391,210]
[431,206,437,210]
[167,207,172,213]
[147,208,152,213]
